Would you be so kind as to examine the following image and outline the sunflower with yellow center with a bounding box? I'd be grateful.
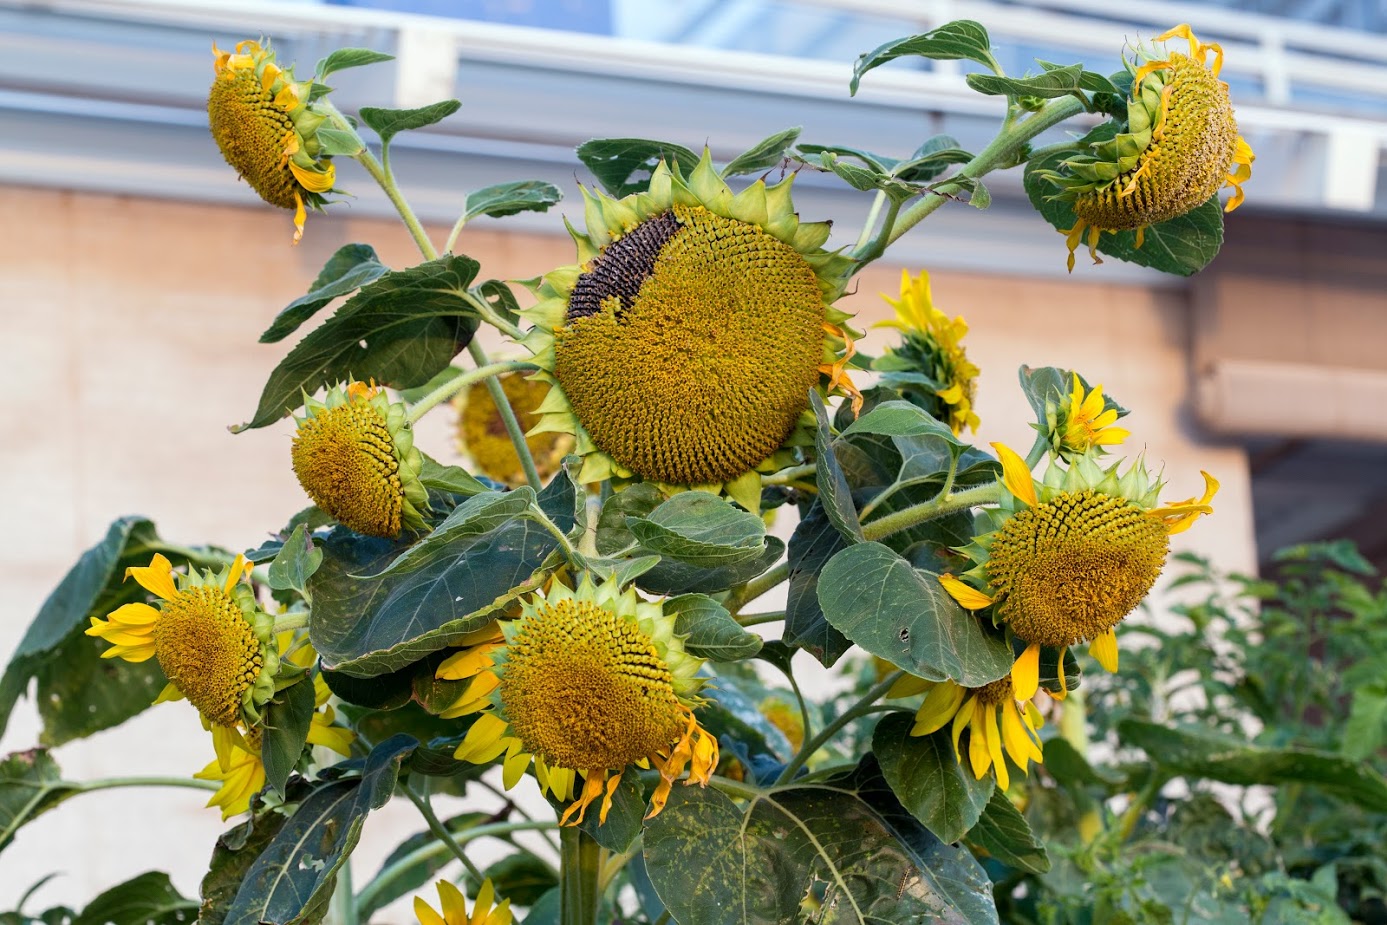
[1045,373,1130,460]
[439,575,717,826]
[873,269,980,436]
[414,879,512,925]
[941,443,1218,697]
[454,372,573,487]
[291,381,429,538]
[521,149,860,512]
[1040,24,1254,271]
[85,553,281,728]
[207,40,338,243]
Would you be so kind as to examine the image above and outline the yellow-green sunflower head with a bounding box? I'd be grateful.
[454,372,573,488]
[291,381,429,539]
[1043,372,1130,460]
[207,39,338,243]
[85,554,280,728]
[1039,24,1254,271]
[872,269,980,436]
[521,149,861,511]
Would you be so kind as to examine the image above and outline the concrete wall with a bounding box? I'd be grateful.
[0,185,1254,912]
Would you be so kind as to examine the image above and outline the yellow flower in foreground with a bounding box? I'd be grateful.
[1041,24,1254,270]
[441,576,717,826]
[196,723,266,820]
[414,879,511,925]
[291,381,429,539]
[454,372,572,487]
[873,270,980,435]
[521,148,860,511]
[910,676,1045,791]
[85,553,279,727]
[207,40,338,242]
[1049,373,1130,458]
[942,443,1218,692]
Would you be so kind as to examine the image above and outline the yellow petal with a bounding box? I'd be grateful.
[414,897,447,925]
[1012,643,1040,702]
[1089,628,1119,672]
[967,710,992,781]
[982,705,1008,790]
[437,644,501,681]
[473,880,497,925]
[453,713,511,764]
[222,554,249,594]
[125,554,178,601]
[886,671,931,699]
[951,697,976,764]
[437,880,468,924]
[991,443,1037,506]
[912,681,966,736]
[939,574,994,611]
[153,682,184,705]
[105,601,162,626]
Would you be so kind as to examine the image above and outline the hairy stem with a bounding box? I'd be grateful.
[405,360,538,424]
[775,671,902,784]
[859,481,1002,543]
[560,827,603,925]
[724,561,790,614]
[468,341,544,491]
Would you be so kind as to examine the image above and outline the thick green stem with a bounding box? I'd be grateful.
[724,561,790,614]
[272,612,310,633]
[736,610,785,627]
[762,464,816,486]
[560,827,603,925]
[860,481,1001,543]
[353,145,438,260]
[405,360,537,424]
[327,859,356,925]
[73,776,221,793]
[404,783,485,883]
[852,191,889,251]
[468,341,544,491]
[775,671,902,784]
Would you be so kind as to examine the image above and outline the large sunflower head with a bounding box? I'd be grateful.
[85,554,279,728]
[453,372,573,488]
[521,149,860,511]
[872,269,980,436]
[941,443,1218,688]
[905,675,1045,792]
[1040,24,1254,271]
[440,575,717,826]
[291,381,429,539]
[207,40,338,243]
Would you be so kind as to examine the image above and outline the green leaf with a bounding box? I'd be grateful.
[237,256,482,431]
[468,852,559,908]
[818,542,1013,686]
[73,872,195,925]
[417,454,490,498]
[895,136,973,183]
[374,490,538,576]
[260,678,316,797]
[643,757,998,924]
[722,128,801,177]
[966,65,1087,99]
[665,594,762,661]
[1119,719,1387,812]
[312,127,364,157]
[267,525,322,597]
[260,244,388,344]
[575,138,701,198]
[784,502,854,666]
[357,813,491,919]
[225,737,416,925]
[315,48,394,80]
[1037,59,1121,95]
[810,391,863,542]
[627,492,766,568]
[0,750,80,854]
[851,21,995,95]
[842,400,965,447]
[359,100,461,145]
[638,539,785,597]
[1343,684,1387,761]
[873,713,993,844]
[966,789,1049,874]
[463,181,562,222]
[1023,139,1224,276]
[200,806,296,925]
[0,517,182,745]
[795,143,899,174]
[308,499,558,677]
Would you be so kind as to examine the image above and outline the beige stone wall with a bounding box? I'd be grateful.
[0,186,1253,909]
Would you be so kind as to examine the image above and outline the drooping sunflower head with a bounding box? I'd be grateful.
[208,40,338,243]
[454,372,573,488]
[85,553,279,728]
[872,269,980,435]
[443,575,717,826]
[1044,372,1130,460]
[1040,24,1254,271]
[522,149,860,511]
[908,675,1045,791]
[291,381,429,539]
[942,443,1218,678]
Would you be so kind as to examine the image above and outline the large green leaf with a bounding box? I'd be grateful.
[626,492,767,568]
[259,244,388,344]
[266,525,322,598]
[359,100,461,145]
[851,22,995,94]
[575,138,701,198]
[784,501,855,666]
[0,517,185,745]
[463,181,562,222]
[0,750,80,854]
[308,494,559,676]
[237,256,483,431]
[873,714,993,844]
[642,757,997,924]
[73,872,195,925]
[260,678,316,797]
[200,804,297,925]
[1118,720,1387,812]
[225,736,416,925]
[819,542,1012,686]
[811,391,863,542]
[665,594,762,661]
[965,789,1049,874]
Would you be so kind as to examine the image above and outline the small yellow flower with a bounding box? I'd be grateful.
[1049,373,1130,458]
[454,372,572,487]
[414,879,511,925]
[873,270,980,436]
[195,723,266,820]
[909,676,1045,791]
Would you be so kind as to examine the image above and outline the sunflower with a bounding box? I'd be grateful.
[1046,373,1130,459]
[439,575,717,826]
[873,269,980,435]
[454,372,572,487]
[901,674,1045,791]
[520,149,860,511]
[414,879,511,925]
[291,381,429,539]
[941,443,1218,692]
[1040,24,1254,271]
[207,40,338,243]
[85,553,281,728]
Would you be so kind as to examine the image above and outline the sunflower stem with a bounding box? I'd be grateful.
[344,134,439,262]
[852,191,889,251]
[597,837,641,891]
[735,610,785,627]
[272,612,310,633]
[724,561,790,614]
[404,781,486,883]
[532,506,581,567]
[327,857,356,925]
[560,827,603,925]
[468,340,545,491]
[775,671,902,785]
[859,481,1002,543]
[404,359,538,424]
[761,464,816,486]
[71,776,221,793]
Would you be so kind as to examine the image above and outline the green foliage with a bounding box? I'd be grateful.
[359,100,461,145]
[851,21,997,94]
[258,244,388,344]
[0,750,80,854]
[873,713,995,843]
[463,181,563,222]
